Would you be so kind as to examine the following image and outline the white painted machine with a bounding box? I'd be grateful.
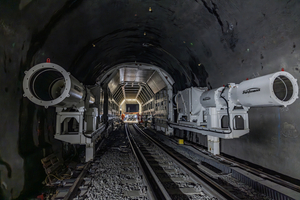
[172,71,298,154]
[23,62,103,161]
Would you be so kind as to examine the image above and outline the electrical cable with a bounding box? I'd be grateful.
[82,131,92,138]
[220,84,232,133]
[44,174,62,185]
[44,173,72,185]
[47,173,63,180]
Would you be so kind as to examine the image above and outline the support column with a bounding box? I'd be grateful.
[207,136,220,155]
[166,88,174,136]
[55,107,63,135]
[56,114,61,135]
[103,85,109,124]
[85,143,94,162]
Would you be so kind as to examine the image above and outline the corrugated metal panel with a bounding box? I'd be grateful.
[119,67,155,83]
[108,71,120,94]
[120,68,137,82]
[147,71,166,93]
[124,84,139,99]
[136,68,155,82]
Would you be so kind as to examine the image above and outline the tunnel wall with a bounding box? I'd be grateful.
[200,1,300,179]
[0,1,70,198]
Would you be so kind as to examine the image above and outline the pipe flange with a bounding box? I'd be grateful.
[23,62,71,107]
[269,71,299,107]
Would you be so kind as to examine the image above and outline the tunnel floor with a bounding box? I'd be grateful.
[31,124,285,200]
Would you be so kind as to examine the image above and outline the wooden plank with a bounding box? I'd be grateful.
[46,161,63,174]
[41,154,56,163]
[41,154,65,185]
[63,162,91,200]
[50,157,59,165]
[42,162,53,168]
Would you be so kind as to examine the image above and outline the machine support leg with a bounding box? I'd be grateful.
[207,136,220,155]
[167,88,174,136]
[85,143,94,162]
[56,114,61,135]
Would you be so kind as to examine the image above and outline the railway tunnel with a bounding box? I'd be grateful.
[1,0,300,199]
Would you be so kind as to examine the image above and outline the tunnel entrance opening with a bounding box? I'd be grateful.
[126,104,139,112]
[98,62,174,134]
[98,62,174,116]
[29,69,65,101]
[273,75,293,102]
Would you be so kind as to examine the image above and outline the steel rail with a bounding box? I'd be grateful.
[63,161,91,200]
[125,124,170,200]
[183,140,300,193]
[133,124,240,200]
[216,155,300,192]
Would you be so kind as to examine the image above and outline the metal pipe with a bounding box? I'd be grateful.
[23,62,95,108]
[200,71,298,108]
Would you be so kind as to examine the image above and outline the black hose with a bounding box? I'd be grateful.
[220,84,232,133]
[82,131,92,138]
[82,123,107,139]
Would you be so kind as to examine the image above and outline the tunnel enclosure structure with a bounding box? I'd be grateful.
[1,0,300,198]
[101,62,175,134]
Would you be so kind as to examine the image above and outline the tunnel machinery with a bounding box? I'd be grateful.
[23,61,298,160]
[23,62,104,161]
[171,71,298,154]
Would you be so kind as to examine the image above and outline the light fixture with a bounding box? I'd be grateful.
[121,99,125,105]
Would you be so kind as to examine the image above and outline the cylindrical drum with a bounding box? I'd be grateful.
[200,88,218,108]
[230,71,298,107]
[23,62,95,108]
[200,87,230,108]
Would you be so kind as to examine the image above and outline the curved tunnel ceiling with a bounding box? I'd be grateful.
[1,0,299,91]
[45,0,206,90]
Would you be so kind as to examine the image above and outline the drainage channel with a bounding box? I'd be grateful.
[126,123,228,200]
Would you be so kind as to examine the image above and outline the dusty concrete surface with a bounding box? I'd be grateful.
[0,0,300,198]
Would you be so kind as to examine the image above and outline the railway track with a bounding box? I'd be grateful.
[140,126,300,200]
[69,124,283,199]
[125,123,237,200]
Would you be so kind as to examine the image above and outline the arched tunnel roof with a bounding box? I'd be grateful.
[2,0,299,91]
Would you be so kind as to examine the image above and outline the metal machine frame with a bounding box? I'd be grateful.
[172,71,298,155]
[23,62,104,161]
